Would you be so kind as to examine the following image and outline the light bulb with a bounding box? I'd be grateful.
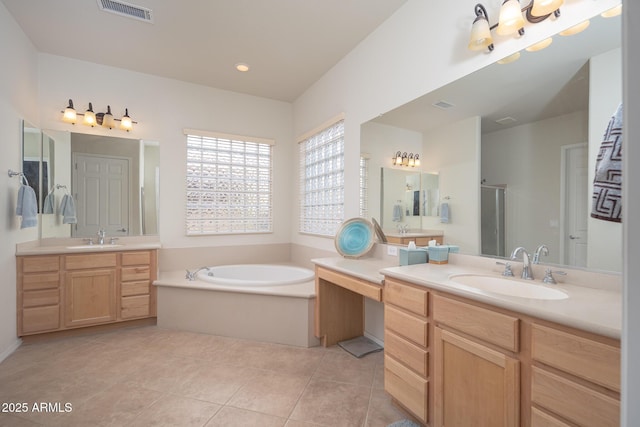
[62,99,77,124]
[120,108,133,132]
[83,102,96,127]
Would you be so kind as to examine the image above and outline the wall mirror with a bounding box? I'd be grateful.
[380,168,439,230]
[361,13,622,272]
[21,121,43,211]
[32,130,160,239]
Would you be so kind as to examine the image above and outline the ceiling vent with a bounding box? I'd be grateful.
[495,116,517,125]
[432,100,455,110]
[97,0,154,23]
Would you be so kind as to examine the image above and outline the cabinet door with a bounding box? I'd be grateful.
[65,269,116,328]
[434,327,519,427]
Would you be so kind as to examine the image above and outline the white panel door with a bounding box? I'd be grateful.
[73,154,129,238]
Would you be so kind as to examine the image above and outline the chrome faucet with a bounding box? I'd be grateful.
[397,224,408,235]
[185,267,211,281]
[97,228,106,245]
[510,247,534,280]
[533,244,549,264]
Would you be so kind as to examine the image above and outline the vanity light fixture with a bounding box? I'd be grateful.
[392,151,420,167]
[60,99,137,132]
[559,20,590,36]
[468,0,564,53]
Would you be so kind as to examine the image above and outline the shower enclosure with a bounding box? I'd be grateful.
[481,185,506,258]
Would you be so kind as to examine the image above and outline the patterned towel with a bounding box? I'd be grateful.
[591,103,623,222]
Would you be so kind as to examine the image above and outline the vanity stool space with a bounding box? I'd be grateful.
[17,249,158,336]
[382,276,621,427]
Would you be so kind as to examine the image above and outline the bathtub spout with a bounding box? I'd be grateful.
[185,267,210,281]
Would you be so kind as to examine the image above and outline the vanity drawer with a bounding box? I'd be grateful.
[121,280,150,297]
[22,289,59,308]
[121,266,150,282]
[22,256,59,273]
[433,295,519,352]
[531,367,619,427]
[531,407,572,427]
[65,253,117,270]
[532,324,620,391]
[385,354,428,424]
[385,330,428,377]
[121,251,151,266]
[384,278,428,317]
[22,272,60,291]
[121,295,150,319]
[22,305,60,333]
[385,305,428,347]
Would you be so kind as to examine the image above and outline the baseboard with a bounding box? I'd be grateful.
[0,338,22,363]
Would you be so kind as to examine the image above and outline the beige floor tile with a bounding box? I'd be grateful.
[173,360,261,404]
[284,420,326,427]
[372,362,385,390]
[227,370,310,418]
[289,379,371,427]
[312,349,378,386]
[68,382,164,426]
[364,388,410,427]
[125,353,204,393]
[205,406,286,427]
[128,394,221,427]
[0,413,41,427]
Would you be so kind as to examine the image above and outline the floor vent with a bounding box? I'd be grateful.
[97,0,154,23]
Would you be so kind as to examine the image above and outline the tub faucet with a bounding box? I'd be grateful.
[510,247,534,280]
[185,267,210,281]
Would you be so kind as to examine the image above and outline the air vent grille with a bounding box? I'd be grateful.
[97,0,153,23]
[432,100,455,110]
[495,116,517,125]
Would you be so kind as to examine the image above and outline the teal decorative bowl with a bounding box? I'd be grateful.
[335,218,375,258]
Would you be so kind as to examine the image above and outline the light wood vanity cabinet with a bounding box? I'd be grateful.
[17,256,61,334]
[17,249,157,336]
[381,276,620,427]
[383,278,429,425]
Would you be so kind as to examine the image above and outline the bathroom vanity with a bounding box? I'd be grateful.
[16,241,159,336]
[312,254,621,427]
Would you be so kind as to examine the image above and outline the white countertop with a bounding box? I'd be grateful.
[16,237,161,255]
[312,255,622,339]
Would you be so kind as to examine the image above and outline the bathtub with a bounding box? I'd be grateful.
[154,264,319,347]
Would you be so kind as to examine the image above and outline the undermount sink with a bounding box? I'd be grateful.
[66,244,123,249]
[448,274,569,300]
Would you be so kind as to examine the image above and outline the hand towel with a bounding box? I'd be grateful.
[440,202,450,223]
[43,192,55,214]
[16,185,38,229]
[591,103,623,222]
[392,204,403,222]
[59,194,77,224]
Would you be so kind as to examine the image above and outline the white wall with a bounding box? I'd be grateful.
[483,111,589,264]
[588,48,623,272]
[37,54,294,249]
[0,2,40,360]
[420,116,481,253]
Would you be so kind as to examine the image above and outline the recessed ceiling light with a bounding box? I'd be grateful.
[235,63,250,72]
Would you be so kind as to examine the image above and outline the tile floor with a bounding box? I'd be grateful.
[0,326,412,426]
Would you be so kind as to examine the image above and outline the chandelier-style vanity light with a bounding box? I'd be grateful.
[393,151,420,167]
[61,99,137,132]
[468,0,565,55]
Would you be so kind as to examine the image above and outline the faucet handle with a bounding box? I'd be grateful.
[496,261,514,277]
[542,268,566,284]
[185,270,194,281]
[83,238,94,245]
[109,237,119,245]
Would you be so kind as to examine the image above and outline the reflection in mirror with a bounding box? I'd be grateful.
[380,168,439,230]
[21,122,42,212]
[40,131,160,239]
[362,13,622,272]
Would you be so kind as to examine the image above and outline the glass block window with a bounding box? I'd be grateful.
[299,118,345,236]
[360,155,369,218]
[185,129,273,235]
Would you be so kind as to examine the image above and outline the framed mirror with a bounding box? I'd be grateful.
[361,13,621,272]
[39,131,160,239]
